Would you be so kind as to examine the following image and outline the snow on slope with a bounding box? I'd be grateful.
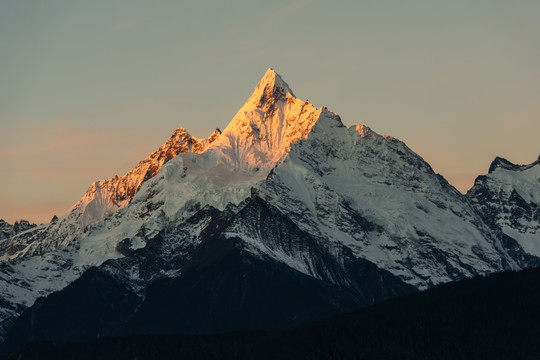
[211,68,317,169]
[467,156,540,256]
[256,109,519,288]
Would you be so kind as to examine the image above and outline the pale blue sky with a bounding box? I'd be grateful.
[1,0,539,223]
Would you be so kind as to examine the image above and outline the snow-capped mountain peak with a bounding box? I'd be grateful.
[1,68,538,346]
[209,69,319,170]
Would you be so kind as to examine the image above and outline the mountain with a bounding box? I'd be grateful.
[467,156,540,258]
[0,68,538,349]
[4,266,540,360]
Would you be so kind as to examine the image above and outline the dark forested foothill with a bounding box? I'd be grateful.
[3,265,540,360]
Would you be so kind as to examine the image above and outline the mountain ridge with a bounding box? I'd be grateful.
[71,126,223,227]
[0,220,36,242]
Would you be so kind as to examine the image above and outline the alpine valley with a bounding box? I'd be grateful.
[0,69,539,354]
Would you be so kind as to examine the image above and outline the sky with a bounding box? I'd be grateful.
[1,0,539,224]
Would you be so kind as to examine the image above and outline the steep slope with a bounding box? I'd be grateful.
[256,112,531,288]
[467,156,540,257]
[210,68,317,169]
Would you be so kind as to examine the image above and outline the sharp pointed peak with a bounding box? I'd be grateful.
[260,67,282,80]
[248,68,295,106]
[260,68,293,94]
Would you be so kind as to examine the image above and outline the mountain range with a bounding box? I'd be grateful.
[0,68,538,353]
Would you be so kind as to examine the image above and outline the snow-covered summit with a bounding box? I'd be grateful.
[208,68,318,170]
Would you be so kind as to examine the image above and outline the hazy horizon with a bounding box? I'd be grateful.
[1,1,539,224]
